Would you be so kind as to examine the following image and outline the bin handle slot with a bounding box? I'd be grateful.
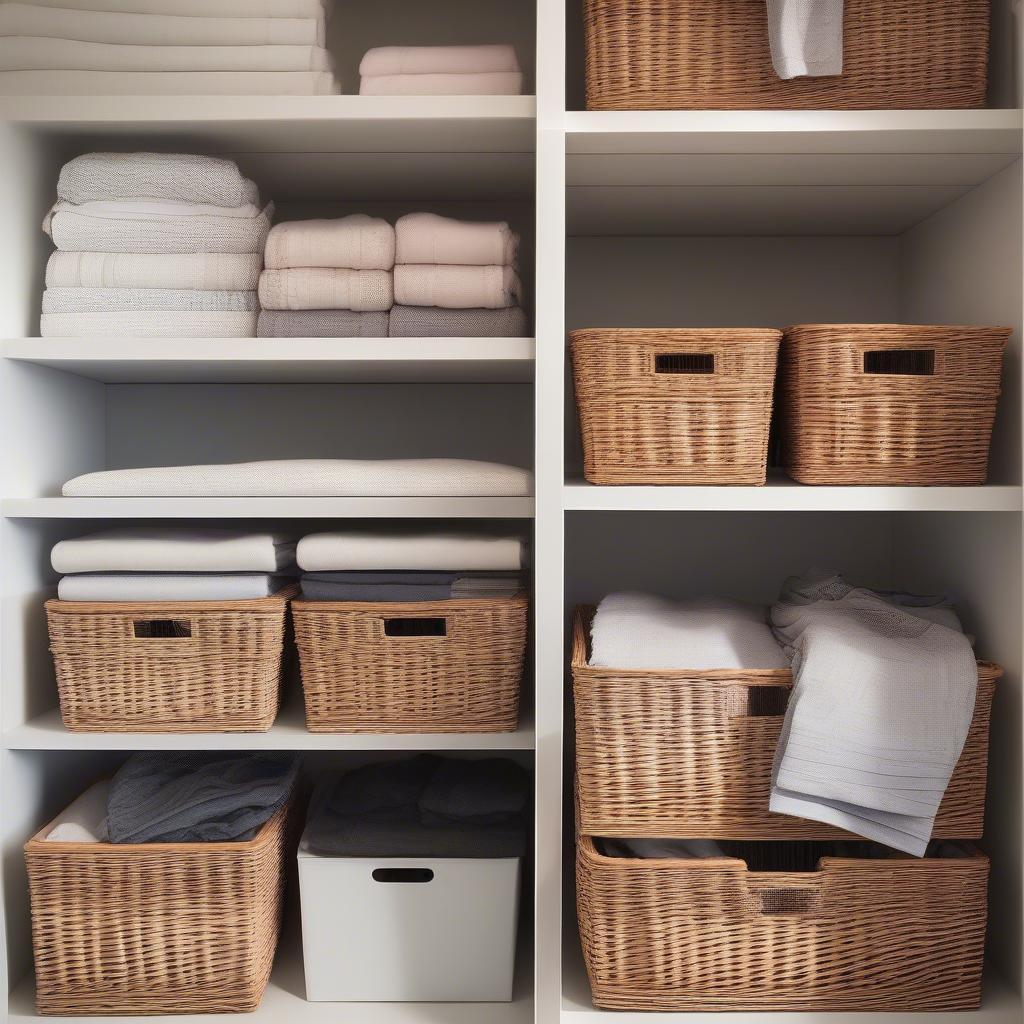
[863,349,935,375]
[758,888,816,915]
[133,619,192,639]
[372,868,434,884]
[383,617,447,638]
[655,353,716,374]
[746,687,790,717]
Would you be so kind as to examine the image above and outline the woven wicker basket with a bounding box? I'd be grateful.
[577,834,989,1011]
[583,0,991,110]
[779,324,1009,485]
[573,607,998,839]
[25,795,297,1015]
[293,593,527,733]
[570,328,781,485]
[45,586,294,733]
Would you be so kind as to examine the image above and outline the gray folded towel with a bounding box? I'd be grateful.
[258,308,390,338]
[389,304,528,338]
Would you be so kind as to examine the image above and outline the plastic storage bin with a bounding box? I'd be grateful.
[298,839,521,1001]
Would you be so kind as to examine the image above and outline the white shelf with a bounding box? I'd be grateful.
[3,338,536,384]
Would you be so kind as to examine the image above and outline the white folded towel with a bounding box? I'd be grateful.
[24,0,331,15]
[589,592,789,670]
[52,528,296,574]
[359,44,520,77]
[258,268,393,311]
[395,212,518,267]
[0,69,339,95]
[41,310,257,337]
[296,532,524,571]
[58,573,285,602]
[46,252,263,291]
[62,459,533,497]
[766,0,844,80]
[42,288,258,313]
[264,215,395,271]
[50,198,265,220]
[360,72,522,96]
[45,781,109,843]
[394,264,521,309]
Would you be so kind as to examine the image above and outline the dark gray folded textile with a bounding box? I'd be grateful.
[258,308,390,338]
[306,571,461,585]
[107,752,299,844]
[388,304,528,338]
[301,580,454,601]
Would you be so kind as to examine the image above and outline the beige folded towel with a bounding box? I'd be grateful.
[264,215,395,271]
[394,265,521,309]
[359,44,519,77]
[46,251,263,291]
[258,268,393,311]
[41,310,258,337]
[359,71,522,96]
[395,212,517,267]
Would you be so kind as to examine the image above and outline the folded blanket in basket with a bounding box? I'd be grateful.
[589,592,789,670]
[26,0,331,13]
[52,528,296,574]
[394,265,520,309]
[62,459,534,497]
[450,576,522,597]
[57,152,259,207]
[395,212,518,267]
[299,570,522,601]
[57,573,286,602]
[300,577,456,602]
[42,288,258,313]
[257,309,389,338]
[264,215,395,271]
[360,72,523,96]
[0,69,339,95]
[359,45,520,77]
[41,310,258,337]
[389,304,527,338]
[45,780,110,843]
[258,268,393,311]
[107,752,299,844]
[766,0,844,80]
[297,532,524,571]
[770,571,978,857]
[47,251,264,291]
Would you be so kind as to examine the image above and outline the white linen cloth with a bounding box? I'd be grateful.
[46,251,263,291]
[297,532,524,571]
[42,288,258,312]
[769,572,978,857]
[394,264,520,309]
[359,72,522,96]
[359,45,520,77]
[45,781,109,843]
[258,268,393,311]
[24,0,331,15]
[766,0,844,80]
[63,459,534,497]
[41,310,258,337]
[264,215,395,271]
[589,592,789,670]
[52,528,296,574]
[0,69,339,94]
[395,212,517,267]
[58,573,285,601]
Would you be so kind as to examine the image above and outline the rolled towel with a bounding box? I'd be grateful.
[394,264,520,309]
[297,531,524,571]
[257,308,389,338]
[258,268,393,312]
[42,288,258,313]
[58,573,287,602]
[359,71,523,96]
[264,215,395,271]
[359,44,520,77]
[389,304,528,338]
[45,781,110,843]
[395,212,518,267]
[41,310,258,338]
[57,152,258,207]
[25,0,331,14]
[0,69,339,95]
[767,0,844,80]
[47,251,263,291]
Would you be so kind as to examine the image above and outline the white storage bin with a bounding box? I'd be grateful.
[297,838,521,1002]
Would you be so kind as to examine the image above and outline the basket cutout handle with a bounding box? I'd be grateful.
[383,617,447,638]
[372,868,434,883]
[654,352,716,375]
[757,888,818,916]
[863,349,936,376]
[132,619,192,639]
[746,686,789,717]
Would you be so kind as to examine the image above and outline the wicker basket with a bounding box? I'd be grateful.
[293,593,527,732]
[583,0,991,110]
[45,586,295,733]
[25,795,298,1015]
[572,607,998,839]
[570,329,781,485]
[577,834,989,1011]
[780,324,1009,485]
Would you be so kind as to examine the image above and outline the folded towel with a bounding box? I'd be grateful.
[57,152,258,207]
[47,251,263,291]
[63,459,534,497]
[298,571,522,602]
[40,310,258,337]
[360,71,523,96]
[258,267,393,312]
[450,576,523,597]
[45,781,110,843]
[45,201,274,255]
[0,5,325,46]
[58,573,286,602]
[107,752,299,844]
[394,264,521,310]
[264,215,395,271]
[300,579,456,602]
[599,838,725,859]
[766,0,844,80]
[0,37,333,72]
[303,571,460,584]
[395,212,518,267]
[359,44,520,77]
[257,308,389,338]
[297,532,524,571]
[50,198,265,219]
[389,304,527,338]
[42,288,258,313]
[25,0,331,15]
[590,592,789,670]
[0,69,339,95]
[769,571,978,857]
[52,528,296,574]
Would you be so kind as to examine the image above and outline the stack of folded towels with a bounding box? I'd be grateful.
[0,0,340,96]
[296,531,524,601]
[51,527,296,601]
[257,215,394,337]
[391,212,526,338]
[359,44,522,96]
[41,152,271,338]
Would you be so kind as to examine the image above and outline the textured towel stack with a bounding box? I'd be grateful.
[391,212,527,337]
[41,152,271,337]
[359,44,522,96]
[0,0,340,95]
[257,215,394,337]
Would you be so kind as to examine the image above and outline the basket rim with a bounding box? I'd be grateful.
[44,582,299,616]
[570,327,784,343]
[292,591,529,613]
[782,322,1012,338]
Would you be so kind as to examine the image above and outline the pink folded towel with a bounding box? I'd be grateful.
[394,264,521,310]
[359,71,523,96]
[396,212,517,267]
[258,267,393,311]
[359,44,519,77]
[264,215,395,271]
